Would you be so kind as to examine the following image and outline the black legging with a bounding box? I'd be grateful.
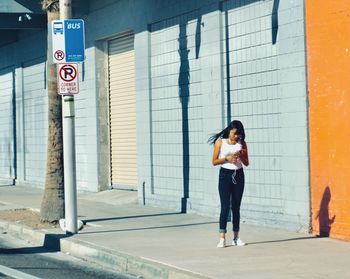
[218,167,245,233]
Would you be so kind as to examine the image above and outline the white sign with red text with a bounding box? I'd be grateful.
[57,63,79,95]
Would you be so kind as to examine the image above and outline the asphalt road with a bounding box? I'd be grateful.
[0,230,136,279]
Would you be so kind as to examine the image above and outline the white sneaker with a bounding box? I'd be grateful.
[233,237,246,246]
[217,238,226,248]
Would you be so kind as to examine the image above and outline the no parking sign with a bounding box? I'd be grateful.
[57,63,79,95]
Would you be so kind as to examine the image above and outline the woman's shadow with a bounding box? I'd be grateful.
[316,186,336,237]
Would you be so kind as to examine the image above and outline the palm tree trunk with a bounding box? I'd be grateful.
[40,0,65,223]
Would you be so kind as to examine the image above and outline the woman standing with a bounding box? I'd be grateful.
[209,120,249,248]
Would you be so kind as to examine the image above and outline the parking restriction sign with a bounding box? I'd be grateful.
[57,63,79,95]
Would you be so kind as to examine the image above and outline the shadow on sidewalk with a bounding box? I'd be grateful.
[82,212,184,223]
[247,236,317,245]
[80,221,216,235]
[0,246,51,254]
[0,233,69,254]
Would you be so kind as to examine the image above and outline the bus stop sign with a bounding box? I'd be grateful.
[51,19,85,63]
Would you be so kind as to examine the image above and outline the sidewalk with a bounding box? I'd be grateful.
[1,184,350,279]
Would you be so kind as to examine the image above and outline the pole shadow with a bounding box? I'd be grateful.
[247,236,317,245]
[79,221,217,235]
[82,212,184,223]
[315,186,336,237]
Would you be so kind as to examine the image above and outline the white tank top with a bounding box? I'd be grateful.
[219,139,243,170]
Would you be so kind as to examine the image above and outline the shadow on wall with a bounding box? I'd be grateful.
[178,22,190,213]
[272,0,280,44]
[222,0,280,125]
[12,69,17,182]
[178,16,202,213]
[223,10,232,124]
[315,186,336,237]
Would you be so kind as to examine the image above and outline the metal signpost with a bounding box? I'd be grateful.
[50,0,85,234]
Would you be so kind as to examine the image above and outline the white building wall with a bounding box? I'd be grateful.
[0,30,48,187]
[0,29,99,191]
[0,0,310,231]
[221,0,309,230]
[22,58,47,184]
[0,66,15,183]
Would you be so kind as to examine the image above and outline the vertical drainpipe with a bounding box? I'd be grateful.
[302,0,313,234]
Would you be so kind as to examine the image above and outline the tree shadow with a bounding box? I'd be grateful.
[12,69,17,183]
[272,0,280,44]
[315,186,336,237]
[178,15,202,213]
[195,16,202,59]
[178,22,190,213]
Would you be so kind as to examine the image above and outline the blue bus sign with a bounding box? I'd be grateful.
[64,20,85,62]
[52,19,85,63]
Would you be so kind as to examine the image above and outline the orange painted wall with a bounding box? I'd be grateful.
[305,1,350,240]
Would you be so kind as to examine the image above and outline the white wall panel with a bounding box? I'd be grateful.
[0,67,15,182]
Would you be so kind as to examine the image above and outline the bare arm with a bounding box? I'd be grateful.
[212,139,225,166]
[238,141,249,166]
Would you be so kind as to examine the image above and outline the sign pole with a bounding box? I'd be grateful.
[60,0,78,234]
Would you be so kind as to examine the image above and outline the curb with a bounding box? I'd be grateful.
[0,220,212,279]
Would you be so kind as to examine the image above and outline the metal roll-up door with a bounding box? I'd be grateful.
[108,34,137,190]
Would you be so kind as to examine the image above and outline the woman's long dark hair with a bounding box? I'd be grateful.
[208,120,246,144]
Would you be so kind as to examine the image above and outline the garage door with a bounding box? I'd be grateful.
[108,34,137,190]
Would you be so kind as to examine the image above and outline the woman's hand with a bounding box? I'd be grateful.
[225,154,235,163]
[226,154,239,164]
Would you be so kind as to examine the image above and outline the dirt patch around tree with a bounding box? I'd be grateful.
[0,209,58,229]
